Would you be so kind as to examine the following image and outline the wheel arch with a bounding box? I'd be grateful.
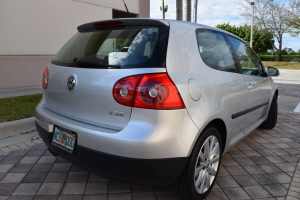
[190,118,227,155]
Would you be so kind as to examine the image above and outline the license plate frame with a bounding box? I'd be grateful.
[51,126,77,154]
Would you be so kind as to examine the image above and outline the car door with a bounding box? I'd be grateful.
[228,36,272,134]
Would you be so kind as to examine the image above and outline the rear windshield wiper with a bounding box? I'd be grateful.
[73,58,120,69]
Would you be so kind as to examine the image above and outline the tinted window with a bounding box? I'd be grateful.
[51,26,169,68]
[196,29,239,73]
[228,36,264,76]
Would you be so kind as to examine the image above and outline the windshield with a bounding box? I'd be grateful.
[51,26,169,68]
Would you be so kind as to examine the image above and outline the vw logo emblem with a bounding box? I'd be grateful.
[67,75,76,91]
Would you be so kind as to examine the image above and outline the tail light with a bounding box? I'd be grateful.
[43,67,49,89]
[113,73,185,110]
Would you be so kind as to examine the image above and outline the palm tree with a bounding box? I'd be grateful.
[184,0,191,21]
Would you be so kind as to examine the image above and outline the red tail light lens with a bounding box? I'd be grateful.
[113,73,185,110]
[43,67,49,89]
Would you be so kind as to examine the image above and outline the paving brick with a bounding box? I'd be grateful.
[0,173,26,183]
[249,156,272,165]
[33,143,47,150]
[108,181,131,193]
[12,183,41,195]
[234,157,256,166]
[243,185,272,199]
[42,150,54,156]
[58,194,84,200]
[70,165,88,172]
[0,173,5,181]
[22,172,47,183]
[10,164,34,173]
[243,165,266,174]
[269,173,292,183]
[66,172,89,183]
[155,191,180,200]
[218,167,230,176]
[8,195,34,200]
[288,191,300,198]
[266,155,287,164]
[252,174,278,185]
[61,183,86,194]
[233,175,259,187]
[276,163,296,172]
[228,151,246,158]
[271,149,291,156]
[19,157,40,164]
[51,163,72,172]
[82,194,106,200]
[260,164,283,173]
[0,184,19,195]
[85,182,108,194]
[263,184,288,197]
[0,164,14,173]
[44,172,68,183]
[30,164,53,173]
[88,173,108,182]
[33,195,59,200]
[206,188,229,200]
[131,185,153,193]
[55,157,70,163]
[221,158,239,167]
[0,157,22,164]
[37,183,64,195]
[257,149,276,156]
[225,166,248,176]
[37,156,57,164]
[26,149,46,157]
[223,187,251,199]
[242,150,260,157]
[216,176,239,188]
[132,192,156,200]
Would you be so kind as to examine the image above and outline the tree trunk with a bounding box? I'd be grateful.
[176,0,183,21]
[184,0,191,22]
[278,35,283,61]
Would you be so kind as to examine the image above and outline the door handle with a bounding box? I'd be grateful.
[247,83,253,90]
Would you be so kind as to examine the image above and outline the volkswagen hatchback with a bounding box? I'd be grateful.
[36,18,279,200]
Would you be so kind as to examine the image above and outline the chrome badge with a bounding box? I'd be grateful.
[67,75,76,91]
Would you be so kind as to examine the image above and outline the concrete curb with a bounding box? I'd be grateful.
[0,117,36,138]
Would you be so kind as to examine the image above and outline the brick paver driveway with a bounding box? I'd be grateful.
[0,110,299,200]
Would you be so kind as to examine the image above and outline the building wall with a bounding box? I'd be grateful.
[0,0,149,89]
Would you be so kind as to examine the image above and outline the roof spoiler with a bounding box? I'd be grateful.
[77,18,169,32]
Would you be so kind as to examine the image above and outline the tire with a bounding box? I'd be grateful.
[260,94,278,129]
[171,127,222,200]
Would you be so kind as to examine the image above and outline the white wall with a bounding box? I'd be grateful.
[0,0,113,55]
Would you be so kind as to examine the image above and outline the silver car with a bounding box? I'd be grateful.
[36,18,279,200]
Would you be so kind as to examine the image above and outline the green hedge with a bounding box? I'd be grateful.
[258,55,300,62]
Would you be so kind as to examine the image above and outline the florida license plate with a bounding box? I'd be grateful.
[51,126,76,153]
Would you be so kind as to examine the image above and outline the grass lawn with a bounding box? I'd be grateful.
[0,94,42,123]
[262,61,300,70]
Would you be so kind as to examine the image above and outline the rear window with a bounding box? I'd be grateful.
[51,26,169,68]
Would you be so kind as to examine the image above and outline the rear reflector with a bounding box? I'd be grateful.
[113,73,185,110]
[43,67,49,89]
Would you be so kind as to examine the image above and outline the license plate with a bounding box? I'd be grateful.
[51,126,76,153]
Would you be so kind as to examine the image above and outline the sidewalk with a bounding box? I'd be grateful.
[0,86,42,99]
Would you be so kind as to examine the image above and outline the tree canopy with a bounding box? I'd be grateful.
[238,0,300,61]
[216,23,274,53]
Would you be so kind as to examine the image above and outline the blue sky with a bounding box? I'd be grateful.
[150,0,300,52]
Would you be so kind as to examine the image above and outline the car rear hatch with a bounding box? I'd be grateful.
[44,19,169,130]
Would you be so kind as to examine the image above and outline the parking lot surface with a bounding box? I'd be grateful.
[0,110,299,200]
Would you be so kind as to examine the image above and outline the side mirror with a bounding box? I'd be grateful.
[267,67,280,76]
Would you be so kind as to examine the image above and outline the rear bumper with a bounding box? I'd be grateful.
[36,121,188,185]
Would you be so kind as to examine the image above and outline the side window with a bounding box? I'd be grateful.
[228,36,264,76]
[196,29,239,73]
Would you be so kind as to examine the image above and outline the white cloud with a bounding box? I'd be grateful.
[150,0,300,51]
